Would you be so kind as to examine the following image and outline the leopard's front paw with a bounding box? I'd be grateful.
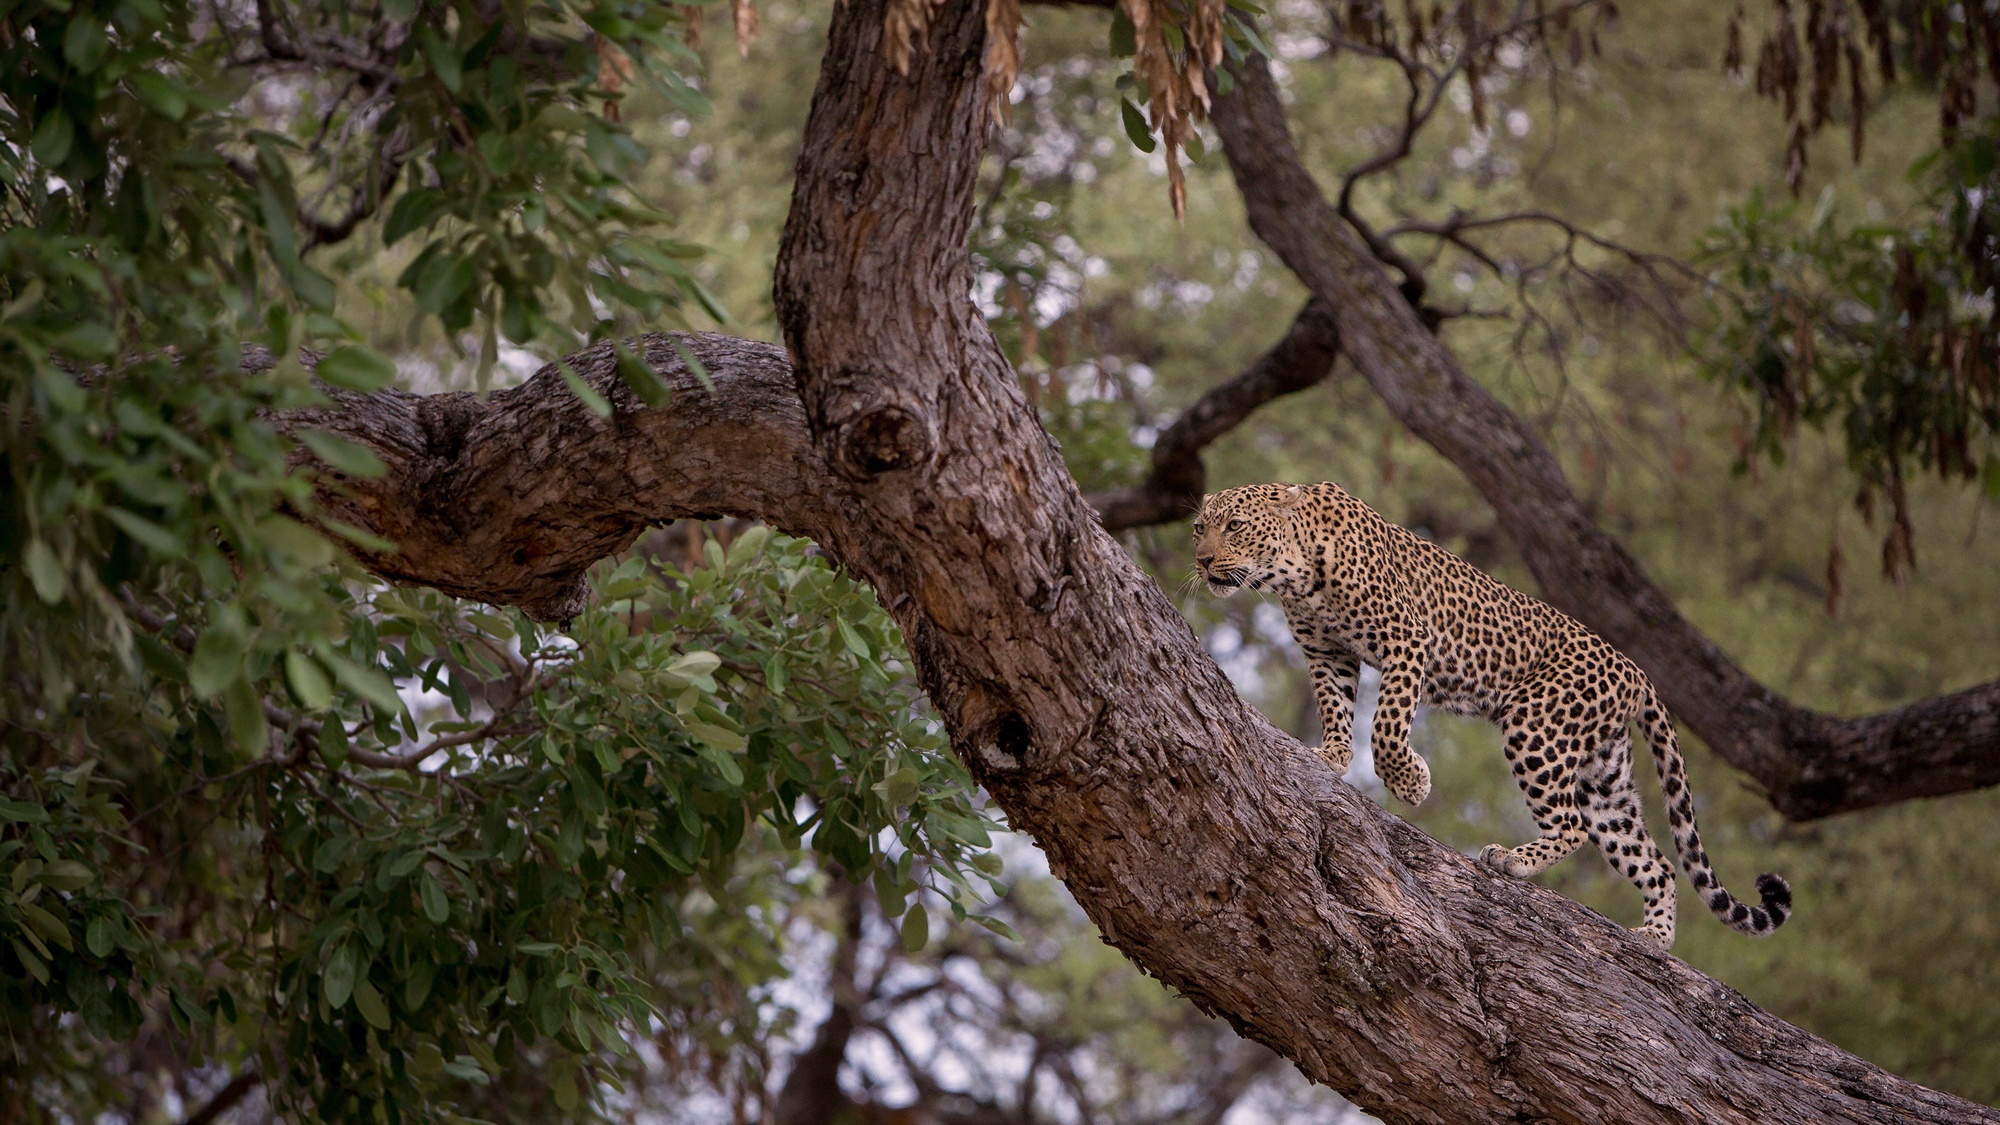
[1314,741,1354,775]
[1385,754,1432,806]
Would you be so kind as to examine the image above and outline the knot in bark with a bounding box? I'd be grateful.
[830,402,936,480]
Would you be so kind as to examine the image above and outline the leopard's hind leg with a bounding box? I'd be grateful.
[1479,705,1587,878]
[1579,729,1679,947]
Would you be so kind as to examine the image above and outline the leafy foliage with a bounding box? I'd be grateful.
[3,532,999,1121]
[1703,132,2000,579]
[0,0,724,787]
[0,6,867,1115]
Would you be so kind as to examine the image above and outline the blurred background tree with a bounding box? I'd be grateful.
[4,0,1998,1120]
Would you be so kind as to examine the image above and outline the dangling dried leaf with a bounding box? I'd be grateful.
[596,38,633,93]
[1117,0,1229,219]
[886,0,951,73]
[985,0,1025,116]
[732,0,761,59]
[1823,525,1843,617]
[595,37,633,121]
[1871,466,1915,585]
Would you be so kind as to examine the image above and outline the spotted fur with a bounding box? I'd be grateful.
[1193,481,1791,947]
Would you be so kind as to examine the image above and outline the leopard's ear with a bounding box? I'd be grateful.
[1273,483,1306,508]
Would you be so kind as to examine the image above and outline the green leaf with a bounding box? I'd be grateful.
[559,361,613,417]
[318,720,350,768]
[1109,10,1136,57]
[552,1057,581,1112]
[188,627,245,699]
[973,914,1022,941]
[615,343,672,407]
[667,650,721,680]
[388,849,427,879]
[836,618,871,660]
[323,943,358,1010]
[286,652,333,710]
[421,26,464,92]
[409,251,476,314]
[872,866,907,916]
[420,870,450,924]
[128,72,188,120]
[30,111,74,167]
[353,978,393,1030]
[1120,98,1157,154]
[19,902,72,951]
[383,188,451,246]
[700,743,746,786]
[40,860,94,892]
[298,430,388,478]
[12,940,47,984]
[63,17,109,70]
[24,540,65,605]
[104,508,183,556]
[441,1056,490,1083]
[901,904,930,953]
[875,767,921,808]
[685,719,745,755]
[258,514,337,570]
[672,338,715,393]
[224,678,269,752]
[0,800,49,824]
[317,346,398,392]
[85,916,114,959]
[326,655,404,715]
[406,958,436,1011]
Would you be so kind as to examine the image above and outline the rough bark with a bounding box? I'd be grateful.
[278,2,2000,1121]
[1087,299,1341,531]
[1209,52,2000,822]
[293,338,2000,1125]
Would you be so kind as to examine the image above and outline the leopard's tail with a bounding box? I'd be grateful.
[1638,685,1791,936]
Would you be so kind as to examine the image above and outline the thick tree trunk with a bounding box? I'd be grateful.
[281,4,1998,1121]
[1208,52,2000,822]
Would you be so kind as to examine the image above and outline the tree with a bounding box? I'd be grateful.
[4,0,1998,1122]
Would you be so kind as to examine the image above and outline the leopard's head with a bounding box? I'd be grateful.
[1191,484,1309,598]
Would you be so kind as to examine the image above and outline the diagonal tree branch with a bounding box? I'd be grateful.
[1087,299,1341,531]
[272,1,1998,1119]
[281,327,1995,1124]
[1208,50,2000,822]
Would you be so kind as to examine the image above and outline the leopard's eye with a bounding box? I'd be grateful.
[1191,521,1204,536]
[1225,518,1246,533]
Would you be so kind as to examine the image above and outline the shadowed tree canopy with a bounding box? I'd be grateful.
[2,0,1997,1121]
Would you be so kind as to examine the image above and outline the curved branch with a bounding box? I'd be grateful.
[283,335,1995,1125]
[1209,51,2000,820]
[1088,299,1341,531]
[279,333,834,623]
[273,2,1997,1120]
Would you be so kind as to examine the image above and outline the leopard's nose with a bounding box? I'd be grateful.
[1195,553,1214,571]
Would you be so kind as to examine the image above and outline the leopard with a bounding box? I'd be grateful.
[1192,481,1791,948]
